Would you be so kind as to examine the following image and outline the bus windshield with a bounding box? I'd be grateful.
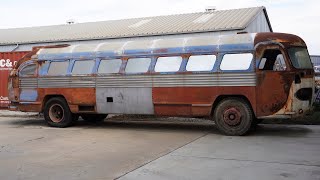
[288,47,313,69]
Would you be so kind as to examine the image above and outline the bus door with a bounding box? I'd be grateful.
[255,44,293,117]
[15,62,38,104]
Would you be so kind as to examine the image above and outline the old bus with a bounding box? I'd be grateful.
[8,33,315,135]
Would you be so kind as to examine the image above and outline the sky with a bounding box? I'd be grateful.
[0,0,319,54]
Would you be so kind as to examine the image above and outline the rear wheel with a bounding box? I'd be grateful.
[213,98,253,136]
[44,97,76,128]
[81,114,108,122]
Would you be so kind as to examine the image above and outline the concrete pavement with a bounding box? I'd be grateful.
[0,116,319,180]
[120,125,320,180]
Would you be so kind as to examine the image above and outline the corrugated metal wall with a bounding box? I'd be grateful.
[0,51,29,108]
[311,56,320,66]
[246,11,271,33]
[0,13,271,53]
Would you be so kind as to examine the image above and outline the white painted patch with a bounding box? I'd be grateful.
[129,19,152,28]
[193,14,214,23]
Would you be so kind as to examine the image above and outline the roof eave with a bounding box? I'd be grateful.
[0,27,247,46]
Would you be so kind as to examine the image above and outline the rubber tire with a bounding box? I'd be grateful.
[81,114,108,122]
[213,98,253,136]
[44,97,75,128]
[73,114,80,122]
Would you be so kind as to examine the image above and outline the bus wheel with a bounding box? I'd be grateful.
[81,114,108,123]
[44,97,75,128]
[213,98,253,136]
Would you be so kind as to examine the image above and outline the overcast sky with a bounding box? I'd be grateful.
[0,0,319,54]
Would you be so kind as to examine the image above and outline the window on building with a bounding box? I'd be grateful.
[155,56,182,72]
[220,53,253,70]
[48,61,69,75]
[186,55,216,71]
[20,64,37,76]
[98,59,122,74]
[72,60,95,74]
[125,58,151,73]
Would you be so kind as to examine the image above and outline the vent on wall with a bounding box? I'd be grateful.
[205,6,216,12]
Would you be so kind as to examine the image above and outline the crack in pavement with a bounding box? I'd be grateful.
[114,131,211,180]
[25,137,45,143]
[171,154,320,168]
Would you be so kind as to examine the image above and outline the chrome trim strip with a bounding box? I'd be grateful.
[30,73,256,88]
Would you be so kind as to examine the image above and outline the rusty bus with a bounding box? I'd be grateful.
[8,33,315,135]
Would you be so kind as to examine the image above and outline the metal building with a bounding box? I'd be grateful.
[0,6,272,52]
[311,56,320,66]
[0,6,272,107]
[312,55,320,75]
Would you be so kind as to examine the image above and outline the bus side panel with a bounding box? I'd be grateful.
[152,86,257,117]
[256,72,294,117]
[96,87,154,114]
[38,88,96,112]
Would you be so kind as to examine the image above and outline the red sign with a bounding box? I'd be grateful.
[0,52,29,108]
[0,59,17,70]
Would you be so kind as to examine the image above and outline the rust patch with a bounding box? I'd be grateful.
[153,48,168,54]
[153,87,256,117]
[256,71,293,116]
[14,88,96,113]
[18,104,41,112]
[254,33,306,48]
[14,44,70,69]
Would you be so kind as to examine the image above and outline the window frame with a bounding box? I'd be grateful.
[154,56,183,73]
[124,57,152,74]
[288,47,313,70]
[98,58,123,74]
[257,47,289,72]
[71,59,96,75]
[186,54,217,72]
[47,60,70,76]
[19,62,38,77]
[219,52,254,72]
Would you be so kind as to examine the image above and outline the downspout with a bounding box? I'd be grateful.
[11,44,19,52]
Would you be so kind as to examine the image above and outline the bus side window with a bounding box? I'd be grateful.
[48,61,69,75]
[125,58,151,73]
[186,55,216,71]
[72,60,95,75]
[98,59,122,74]
[155,56,182,72]
[220,53,253,71]
[259,49,286,71]
[19,64,37,76]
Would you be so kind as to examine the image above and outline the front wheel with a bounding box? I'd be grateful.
[213,98,253,136]
[44,97,76,128]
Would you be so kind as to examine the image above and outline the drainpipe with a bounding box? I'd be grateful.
[11,44,19,52]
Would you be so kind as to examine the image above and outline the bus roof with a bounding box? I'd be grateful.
[32,32,306,60]
[36,33,256,58]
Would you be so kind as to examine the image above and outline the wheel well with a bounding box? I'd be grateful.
[41,95,66,112]
[211,95,256,118]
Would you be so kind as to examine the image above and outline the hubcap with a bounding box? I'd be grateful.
[49,104,64,123]
[223,107,242,126]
